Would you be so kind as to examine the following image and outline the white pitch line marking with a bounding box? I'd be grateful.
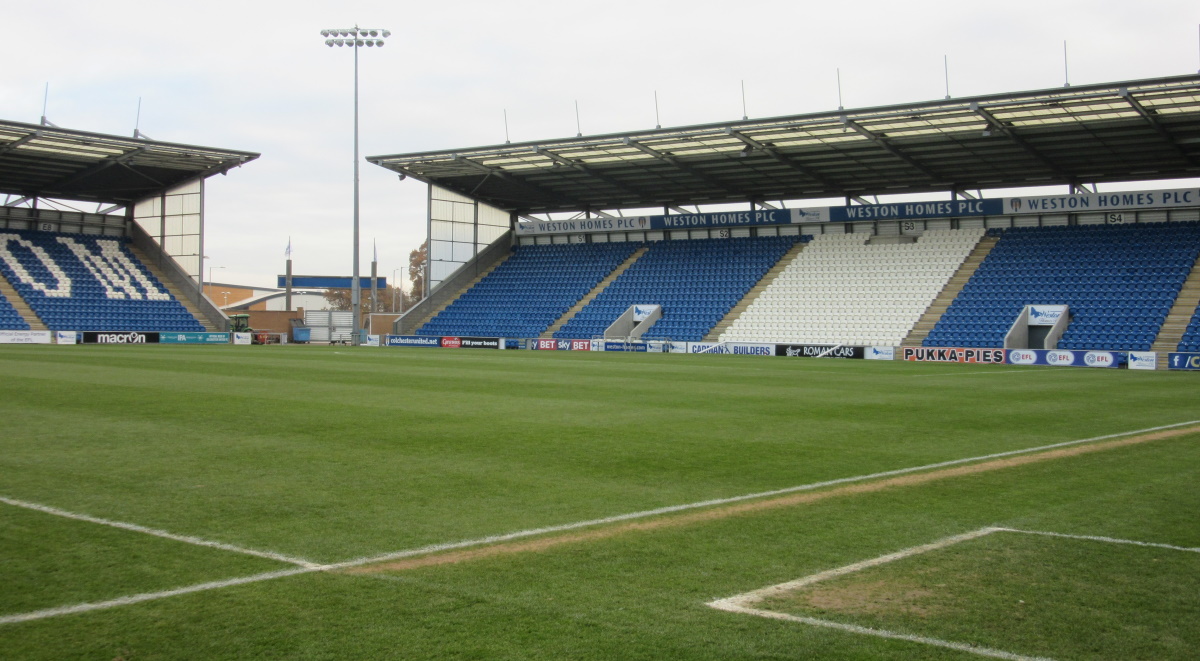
[325,419,1200,571]
[712,604,1056,661]
[0,496,320,569]
[0,567,317,626]
[708,526,1200,661]
[707,526,1057,661]
[994,528,1200,553]
[2,420,1196,626]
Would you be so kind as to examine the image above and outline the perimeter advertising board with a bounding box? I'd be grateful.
[1127,352,1157,370]
[865,346,895,360]
[0,330,52,344]
[689,342,775,356]
[158,332,230,344]
[448,337,500,349]
[532,339,593,351]
[1005,349,1122,368]
[1168,353,1200,370]
[600,340,647,352]
[775,344,865,359]
[386,335,441,347]
[902,347,1006,364]
[82,332,160,344]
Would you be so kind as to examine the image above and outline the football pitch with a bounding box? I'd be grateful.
[1,344,1198,660]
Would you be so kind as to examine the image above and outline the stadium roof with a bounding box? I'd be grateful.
[369,74,1200,216]
[0,119,260,206]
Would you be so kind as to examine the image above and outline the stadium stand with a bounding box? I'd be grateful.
[926,222,1200,351]
[0,229,205,332]
[720,229,983,346]
[1178,301,1200,352]
[417,242,640,339]
[0,289,30,330]
[553,236,799,342]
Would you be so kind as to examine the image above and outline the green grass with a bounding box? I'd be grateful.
[759,531,1200,660]
[0,344,1197,659]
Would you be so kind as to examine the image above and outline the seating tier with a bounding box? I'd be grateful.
[0,230,204,332]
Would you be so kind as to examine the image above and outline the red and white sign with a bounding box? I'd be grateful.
[441,337,462,348]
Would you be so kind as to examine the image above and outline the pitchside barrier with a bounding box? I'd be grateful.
[11,329,1182,368]
[20,331,232,345]
[373,336,1199,370]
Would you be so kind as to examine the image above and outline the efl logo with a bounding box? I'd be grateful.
[1008,350,1037,365]
[441,337,462,349]
[1046,351,1075,366]
[1084,351,1113,367]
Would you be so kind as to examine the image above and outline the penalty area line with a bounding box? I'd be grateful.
[334,419,1199,572]
[0,566,317,626]
[708,525,1200,660]
[708,527,1050,660]
[2,420,1195,625]
[0,495,320,569]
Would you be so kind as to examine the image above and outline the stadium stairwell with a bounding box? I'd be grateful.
[0,274,43,331]
[125,244,219,331]
[903,234,996,347]
[542,246,647,338]
[704,241,807,342]
[1149,252,1200,368]
[410,255,511,333]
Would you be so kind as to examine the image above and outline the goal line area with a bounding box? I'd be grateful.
[709,527,1200,660]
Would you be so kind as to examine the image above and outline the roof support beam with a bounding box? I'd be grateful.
[0,134,37,157]
[1119,88,1198,166]
[451,154,581,209]
[971,103,1080,186]
[35,147,149,200]
[534,146,647,200]
[840,117,942,181]
[725,128,841,192]
[622,138,735,195]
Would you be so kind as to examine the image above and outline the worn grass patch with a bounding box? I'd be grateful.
[756,531,1200,660]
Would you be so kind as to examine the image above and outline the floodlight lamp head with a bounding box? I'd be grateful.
[356,39,365,46]
[368,30,378,37]
[381,30,391,37]
[366,40,374,47]
[325,39,334,46]
[376,40,385,47]
[320,30,329,37]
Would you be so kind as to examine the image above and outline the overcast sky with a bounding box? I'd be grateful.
[3,1,1199,289]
